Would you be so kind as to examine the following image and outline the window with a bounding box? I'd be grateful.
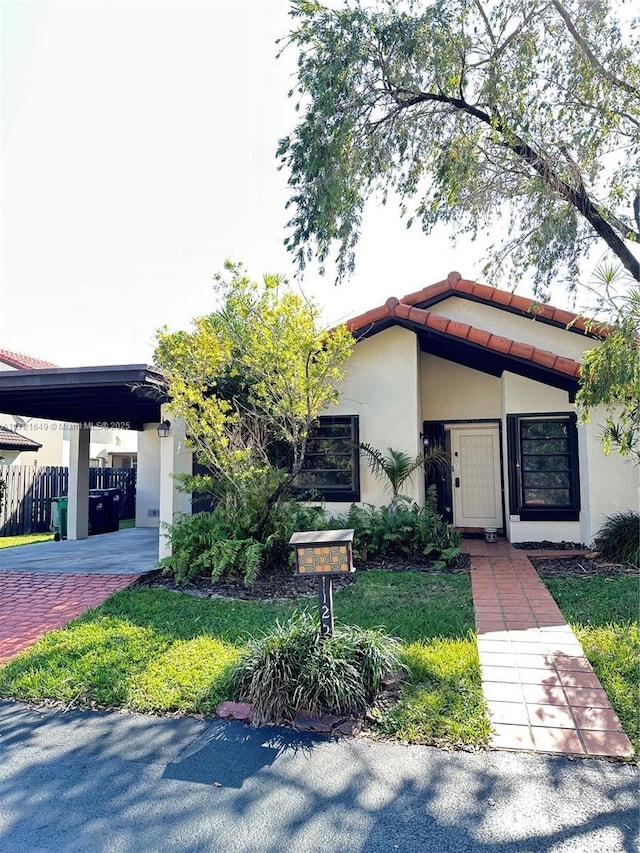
[295,415,360,502]
[507,413,580,521]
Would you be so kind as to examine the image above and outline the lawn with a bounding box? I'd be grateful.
[543,574,639,755]
[0,532,53,548]
[0,570,491,748]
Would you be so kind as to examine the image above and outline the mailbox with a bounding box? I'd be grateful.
[289,529,356,638]
[289,529,355,576]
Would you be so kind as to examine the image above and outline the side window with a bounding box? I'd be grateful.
[294,415,360,502]
[507,413,580,521]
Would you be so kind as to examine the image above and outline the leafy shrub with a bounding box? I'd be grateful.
[596,510,640,567]
[230,613,404,725]
[160,500,328,586]
[159,511,261,585]
[328,486,460,564]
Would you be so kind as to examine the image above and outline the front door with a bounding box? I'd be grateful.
[449,425,503,529]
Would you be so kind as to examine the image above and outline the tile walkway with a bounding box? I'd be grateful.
[464,538,634,758]
[0,571,137,664]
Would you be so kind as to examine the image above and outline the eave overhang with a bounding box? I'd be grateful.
[350,306,581,400]
[0,365,169,430]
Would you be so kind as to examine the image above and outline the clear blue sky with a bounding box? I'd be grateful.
[1,0,569,368]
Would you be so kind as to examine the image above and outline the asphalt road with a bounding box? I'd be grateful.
[0,701,637,853]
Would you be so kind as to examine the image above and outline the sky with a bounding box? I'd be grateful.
[0,0,603,368]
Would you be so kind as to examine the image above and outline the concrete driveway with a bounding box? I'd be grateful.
[0,527,159,575]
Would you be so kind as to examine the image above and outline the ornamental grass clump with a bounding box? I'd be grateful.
[596,510,640,567]
[230,614,404,726]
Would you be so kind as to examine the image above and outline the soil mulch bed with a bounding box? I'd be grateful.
[528,554,638,578]
[138,563,356,601]
[514,540,638,578]
[137,552,470,600]
[136,545,636,600]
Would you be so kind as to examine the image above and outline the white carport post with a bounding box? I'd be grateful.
[135,425,162,528]
[158,411,192,561]
[67,425,90,539]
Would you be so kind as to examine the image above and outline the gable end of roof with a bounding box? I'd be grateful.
[400,272,602,338]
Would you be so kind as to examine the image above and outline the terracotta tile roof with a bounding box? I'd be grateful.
[346,278,583,379]
[0,348,58,370]
[400,271,601,334]
[0,425,42,451]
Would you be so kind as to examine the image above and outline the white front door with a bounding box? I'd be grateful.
[449,425,503,528]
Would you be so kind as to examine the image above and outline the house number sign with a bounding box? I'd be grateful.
[289,529,355,637]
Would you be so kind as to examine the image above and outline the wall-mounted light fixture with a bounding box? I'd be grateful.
[157,419,171,439]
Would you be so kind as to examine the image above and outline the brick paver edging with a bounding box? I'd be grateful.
[0,572,137,664]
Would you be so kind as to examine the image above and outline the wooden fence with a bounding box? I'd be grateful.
[0,466,136,537]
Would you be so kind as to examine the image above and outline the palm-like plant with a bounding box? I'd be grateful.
[359,443,448,509]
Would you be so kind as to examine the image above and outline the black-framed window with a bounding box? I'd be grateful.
[507,413,580,521]
[294,415,360,502]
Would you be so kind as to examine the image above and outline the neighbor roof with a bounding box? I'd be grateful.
[0,425,42,452]
[0,348,58,371]
[346,272,589,396]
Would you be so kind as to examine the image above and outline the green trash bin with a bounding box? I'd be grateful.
[51,496,68,541]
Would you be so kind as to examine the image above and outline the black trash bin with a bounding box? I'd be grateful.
[88,490,112,535]
[102,488,122,532]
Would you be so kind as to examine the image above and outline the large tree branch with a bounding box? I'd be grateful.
[551,0,640,99]
[375,85,640,281]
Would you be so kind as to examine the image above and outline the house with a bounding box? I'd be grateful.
[0,348,138,469]
[0,425,42,464]
[295,272,638,546]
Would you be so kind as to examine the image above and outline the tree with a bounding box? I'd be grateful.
[279,0,640,296]
[575,265,640,460]
[155,261,354,528]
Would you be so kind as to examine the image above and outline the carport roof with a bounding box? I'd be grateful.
[0,364,168,431]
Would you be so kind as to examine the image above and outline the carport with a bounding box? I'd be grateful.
[0,364,192,559]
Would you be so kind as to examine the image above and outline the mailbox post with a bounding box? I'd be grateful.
[289,529,355,638]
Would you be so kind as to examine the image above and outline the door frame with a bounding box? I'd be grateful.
[423,418,505,531]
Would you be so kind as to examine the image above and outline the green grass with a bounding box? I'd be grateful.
[544,575,639,755]
[0,532,53,548]
[0,571,489,748]
[0,520,134,548]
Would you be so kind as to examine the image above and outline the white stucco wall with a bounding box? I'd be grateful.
[0,416,65,466]
[159,414,193,559]
[431,296,598,361]
[136,426,161,528]
[323,325,423,513]
[579,409,639,544]
[421,354,501,421]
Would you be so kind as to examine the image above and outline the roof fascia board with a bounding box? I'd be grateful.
[0,365,167,391]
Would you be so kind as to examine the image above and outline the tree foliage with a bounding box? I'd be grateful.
[154,261,354,522]
[575,266,640,459]
[279,0,640,295]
